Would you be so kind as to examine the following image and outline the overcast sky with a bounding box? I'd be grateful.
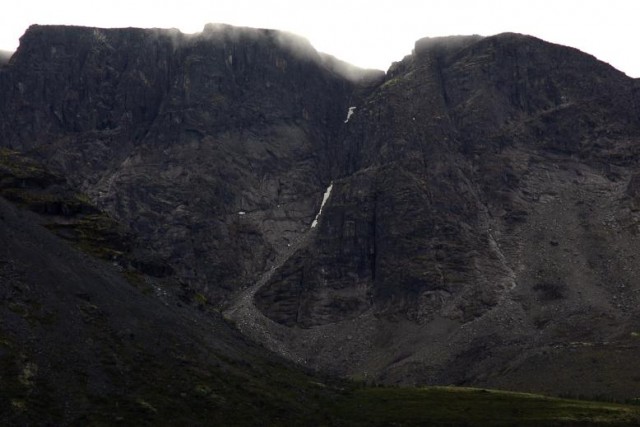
[2,0,639,77]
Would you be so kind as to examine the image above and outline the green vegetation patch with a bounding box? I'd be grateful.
[45,213,129,261]
[328,386,640,426]
[0,150,129,261]
[0,148,55,183]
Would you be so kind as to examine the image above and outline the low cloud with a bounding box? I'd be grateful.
[0,50,13,65]
[319,52,385,83]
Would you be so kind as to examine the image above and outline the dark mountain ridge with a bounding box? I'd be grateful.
[2,23,640,412]
[0,24,366,305]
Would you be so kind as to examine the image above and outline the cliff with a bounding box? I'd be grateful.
[2,24,640,402]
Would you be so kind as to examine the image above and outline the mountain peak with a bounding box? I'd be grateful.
[413,34,484,55]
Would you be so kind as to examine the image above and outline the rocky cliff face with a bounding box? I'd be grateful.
[0,24,381,305]
[2,25,640,399]
[257,33,639,323]
[254,34,640,397]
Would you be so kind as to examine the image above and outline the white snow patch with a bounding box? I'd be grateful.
[238,211,246,215]
[311,183,333,228]
[344,106,356,123]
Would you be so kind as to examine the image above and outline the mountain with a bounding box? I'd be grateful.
[2,22,640,420]
[251,32,640,399]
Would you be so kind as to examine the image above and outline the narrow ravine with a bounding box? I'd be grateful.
[222,183,333,362]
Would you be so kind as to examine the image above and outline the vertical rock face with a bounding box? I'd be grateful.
[2,25,640,398]
[1,26,172,150]
[257,33,639,327]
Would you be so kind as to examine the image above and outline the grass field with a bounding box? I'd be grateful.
[324,386,640,426]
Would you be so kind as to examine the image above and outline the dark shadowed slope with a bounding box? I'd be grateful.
[0,157,335,425]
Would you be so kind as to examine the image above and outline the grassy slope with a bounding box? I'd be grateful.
[329,387,640,426]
